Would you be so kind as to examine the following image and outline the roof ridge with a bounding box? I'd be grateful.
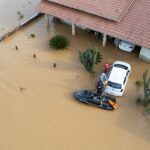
[46,0,136,22]
[118,0,137,22]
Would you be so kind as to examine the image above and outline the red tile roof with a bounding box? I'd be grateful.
[36,0,150,48]
[47,0,136,22]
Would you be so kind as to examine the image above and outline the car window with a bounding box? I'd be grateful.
[114,64,128,70]
[123,77,127,84]
[126,70,130,76]
[108,81,122,89]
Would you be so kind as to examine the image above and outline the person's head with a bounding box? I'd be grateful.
[103,63,109,72]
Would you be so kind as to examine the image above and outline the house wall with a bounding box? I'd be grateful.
[139,47,150,63]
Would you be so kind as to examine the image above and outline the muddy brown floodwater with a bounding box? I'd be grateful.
[0,6,150,150]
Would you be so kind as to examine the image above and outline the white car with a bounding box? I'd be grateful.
[106,61,131,96]
[114,39,136,52]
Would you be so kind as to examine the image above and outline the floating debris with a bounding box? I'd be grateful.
[0,13,43,42]
[53,63,56,68]
[30,33,35,38]
[17,11,22,15]
[33,54,36,58]
[19,14,24,20]
[19,87,27,93]
[17,11,24,20]
[15,45,18,50]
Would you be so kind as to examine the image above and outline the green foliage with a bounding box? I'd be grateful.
[143,69,150,106]
[79,46,102,73]
[49,35,70,50]
[136,69,150,112]
[145,108,150,114]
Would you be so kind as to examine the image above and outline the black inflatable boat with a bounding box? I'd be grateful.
[73,90,117,110]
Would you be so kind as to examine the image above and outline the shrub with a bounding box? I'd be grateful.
[49,35,70,50]
[136,69,150,112]
[143,69,150,106]
[79,46,102,73]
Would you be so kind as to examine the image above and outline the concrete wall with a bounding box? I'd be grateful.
[139,47,150,63]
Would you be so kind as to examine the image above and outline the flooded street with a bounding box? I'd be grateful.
[0,0,40,36]
[0,1,150,149]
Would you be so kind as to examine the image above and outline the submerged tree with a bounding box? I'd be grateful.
[49,35,70,50]
[79,46,102,73]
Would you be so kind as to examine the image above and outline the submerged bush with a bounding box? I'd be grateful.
[143,69,150,106]
[136,69,150,112]
[79,46,102,73]
[49,35,70,50]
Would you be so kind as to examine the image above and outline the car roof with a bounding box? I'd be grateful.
[108,67,127,84]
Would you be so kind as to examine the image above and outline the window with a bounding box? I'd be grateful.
[108,81,122,89]
[126,70,130,76]
[123,77,127,85]
[114,64,128,70]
